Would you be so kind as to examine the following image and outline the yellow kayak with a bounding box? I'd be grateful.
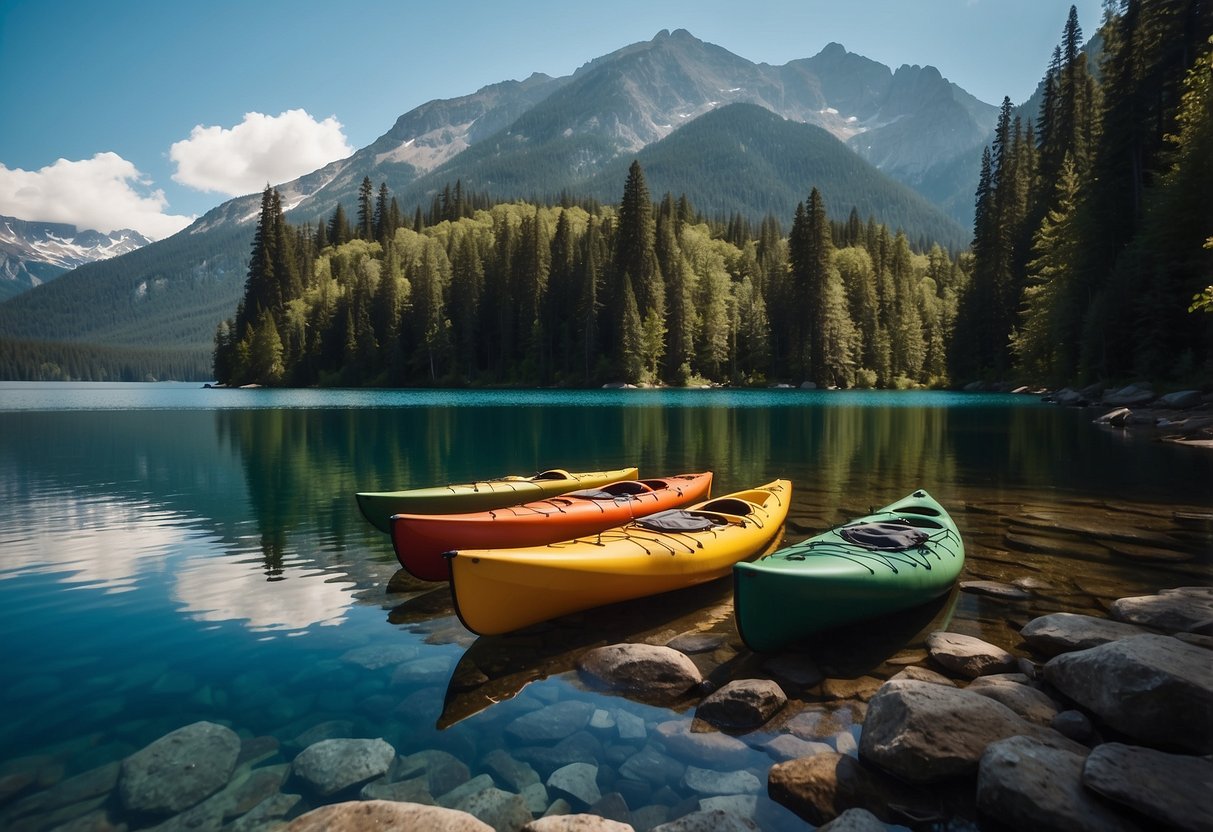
[447,480,791,635]
[356,467,638,534]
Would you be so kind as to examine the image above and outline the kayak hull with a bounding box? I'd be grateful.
[356,467,638,534]
[448,480,791,636]
[734,490,964,652]
[390,473,714,581]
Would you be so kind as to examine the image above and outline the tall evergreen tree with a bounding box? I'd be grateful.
[357,177,374,240]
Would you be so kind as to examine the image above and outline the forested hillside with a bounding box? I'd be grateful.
[954,2,1213,384]
[214,165,966,389]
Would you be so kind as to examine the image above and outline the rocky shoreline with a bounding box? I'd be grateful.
[2,582,1209,832]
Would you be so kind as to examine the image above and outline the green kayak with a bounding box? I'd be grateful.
[356,467,638,534]
[733,490,964,651]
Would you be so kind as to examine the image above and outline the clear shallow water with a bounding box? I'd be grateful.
[0,385,1210,830]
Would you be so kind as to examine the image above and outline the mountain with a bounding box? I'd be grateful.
[0,29,996,373]
[0,216,150,301]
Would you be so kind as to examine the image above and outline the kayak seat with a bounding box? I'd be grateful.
[635,509,725,533]
[839,520,929,551]
[533,469,572,480]
[895,505,942,517]
[602,480,655,496]
[697,497,752,517]
[564,488,618,500]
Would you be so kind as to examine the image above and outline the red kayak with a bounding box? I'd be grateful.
[390,472,713,581]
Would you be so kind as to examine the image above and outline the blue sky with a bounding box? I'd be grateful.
[0,0,1104,238]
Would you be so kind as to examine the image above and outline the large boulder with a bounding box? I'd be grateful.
[858,680,1085,783]
[976,737,1139,832]
[1082,742,1213,832]
[1157,390,1203,409]
[119,721,241,815]
[926,631,1018,678]
[767,751,938,826]
[694,679,786,729]
[578,644,702,703]
[1043,634,1213,753]
[1108,588,1213,635]
[1020,612,1152,656]
[1102,383,1155,406]
[291,737,395,796]
[284,800,492,831]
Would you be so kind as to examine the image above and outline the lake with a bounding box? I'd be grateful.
[1,383,1210,830]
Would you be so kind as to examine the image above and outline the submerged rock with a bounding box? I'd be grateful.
[694,679,786,729]
[652,721,751,768]
[817,808,888,832]
[505,701,595,744]
[119,721,241,815]
[1082,742,1213,832]
[767,751,937,826]
[455,786,533,832]
[291,737,395,796]
[1043,634,1213,753]
[284,799,492,831]
[976,736,1138,832]
[578,644,702,703]
[651,808,759,831]
[1020,612,1152,656]
[546,762,601,807]
[682,765,761,796]
[926,631,1018,678]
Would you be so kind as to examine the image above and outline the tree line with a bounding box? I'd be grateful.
[213,165,968,388]
[954,2,1213,384]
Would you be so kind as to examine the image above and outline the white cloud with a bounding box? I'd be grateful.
[170,109,354,197]
[0,153,193,240]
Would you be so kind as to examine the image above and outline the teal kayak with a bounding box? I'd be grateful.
[733,490,964,651]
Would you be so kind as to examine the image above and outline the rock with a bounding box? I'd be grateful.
[889,666,957,686]
[226,792,302,831]
[523,814,636,831]
[1050,710,1095,743]
[589,710,616,731]
[817,808,887,832]
[505,702,596,744]
[819,677,883,702]
[1082,742,1213,832]
[578,644,702,703]
[966,676,1061,725]
[977,736,1138,832]
[1043,634,1213,753]
[397,749,472,796]
[694,679,786,729]
[1109,588,1213,634]
[1174,631,1213,649]
[340,643,419,669]
[483,749,541,791]
[119,721,241,815]
[291,720,356,749]
[761,654,824,688]
[629,805,669,830]
[361,775,434,804]
[760,734,833,762]
[437,774,496,808]
[455,786,533,832]
[5,761,119,819]
[284,799,493,831]
[1158,390,1203,409]
[650,808,759,831]
[291,737,395,796]
[926,631,1018,678]
[618,746,684,787]
[959,580,1033,600]
[652,721,751,768]
[682,766,761,796]
[589,792,631,825]
[783,705,858,741]
[1103,383,1155,406]
[858,679,1086,783]
[515,731,603,778]
[547,762,601,807]
[1094,407,1132,426]
[698,794,756,818]
[767,751,937,826]
[833,730,858,757]
[665,633,726,654]
[614,711,646,741]
[1020,612,1153,656]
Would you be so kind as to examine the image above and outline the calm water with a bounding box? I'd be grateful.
[1,383,1210,830]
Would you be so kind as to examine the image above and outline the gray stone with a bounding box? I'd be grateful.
[833,730,858,758]
[515,731,602,778]
[629,805,669,830]
[665,633,726,654]
[397,748,472,796]
[225,791,302,832]
[761,654,824,688]
[614,710,647,741]
[506,702,595,745]
[523,814,636,831]
[1094,407,1133,426]
[455,786,533,832]
[926,631,1018,678]
[291,737,395,797]
[858,679,1086,784]
[889,666,957,686]
[1021,612,1153,656]
[966,676,1061,725]
[1082,742,1213,832]
[650,809,759,831]
[361,774,434,804]
[1050,710,1095,743]
[1109,589,1213,635]
[391,654,455,685]
[5,760,119,819]
[817,808,887,832]
[959,580,1033,600]
[783,706,858,742]
[1158,390,1203,409]
[291,720,355,749]
[437,774,495,808]
[589,792,631,826]
[1043,634,1213,753]
[698,795,756,818]
[760,734,833,762]
[483,749,541,791]
[977,736,1139,832]
[694,679,786,729]
[682,766,761,796]
[578,644,702,704]
[547,762,601,807]
[618,746,684,786]
[768,751,937,826]
[589,709,616,731]
[521,781,549,814]
[283,799,493,831]
[119,721,241,815]
[652,721,751,768]
[340,643,419,669]
[1103,383,1155,406]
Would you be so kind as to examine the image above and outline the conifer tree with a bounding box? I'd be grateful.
[357,177,374,240]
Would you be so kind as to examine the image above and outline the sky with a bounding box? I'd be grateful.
[0,0,1105,239]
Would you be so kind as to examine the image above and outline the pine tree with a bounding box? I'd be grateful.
[357,177,374,240]
[614,161,664,339]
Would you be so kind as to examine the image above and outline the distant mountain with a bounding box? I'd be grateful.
[0,215,150,301]
[0,29,995,366]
